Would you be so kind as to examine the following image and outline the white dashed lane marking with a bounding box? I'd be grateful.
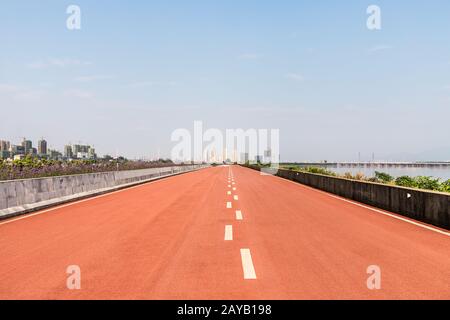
[240,249,257,279]
[225,225,233,241]
[227,168,257,281]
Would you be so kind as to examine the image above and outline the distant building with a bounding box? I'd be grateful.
[88,147,97,159]
[72,145,80,155]
[72,144,90,155]
[1,138,99,161]
[0,150,10,159]
[77,152,89,159]
[10,145,25,156]
[241,153,249,164]
[48,149,63,160]
[22,139,32,155]
[69,144,96,159]
[64,145,73,159]
[210,149,217,163]
[263,149,272,163]
[38,139,47,155]
[0,140,10,152]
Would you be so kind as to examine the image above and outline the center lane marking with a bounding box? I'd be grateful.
[234,195,239,201]
[236,210,243,220]
[240,249,257,279]
[224,225,233,241]
[226,201,232,209]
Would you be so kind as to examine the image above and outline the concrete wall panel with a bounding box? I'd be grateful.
[0,165,205,212]
[245,166,450,230]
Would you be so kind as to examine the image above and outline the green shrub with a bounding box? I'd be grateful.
[413,176,441,191]
[395,176,417,188]
[440,179,450,192]
[375,171,394,183]
[304,167,336,176]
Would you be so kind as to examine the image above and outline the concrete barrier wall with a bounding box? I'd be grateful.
[246,165,450,230]
[0,165,204,211]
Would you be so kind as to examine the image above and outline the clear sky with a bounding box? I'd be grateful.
[1,1,450,161]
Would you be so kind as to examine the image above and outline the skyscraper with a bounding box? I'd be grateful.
[38,139,47,155]
[0,140,10,152]
[22,138,32,155]
[0,140,10,159]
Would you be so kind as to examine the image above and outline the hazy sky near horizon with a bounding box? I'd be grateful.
[1,1,450,161]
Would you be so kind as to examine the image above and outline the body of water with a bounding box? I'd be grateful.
[299,165,450,181]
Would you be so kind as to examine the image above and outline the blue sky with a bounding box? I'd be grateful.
[1,1,450,161]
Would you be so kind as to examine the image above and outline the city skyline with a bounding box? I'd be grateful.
[0,134,271,163]
[0,136,97,161]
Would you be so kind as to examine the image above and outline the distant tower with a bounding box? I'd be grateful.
[22,138,33,155]
[38,138,47,155]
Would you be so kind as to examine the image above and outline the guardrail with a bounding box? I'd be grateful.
[244,165,450,230]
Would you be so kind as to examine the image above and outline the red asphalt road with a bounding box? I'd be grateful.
[0,165,449,300]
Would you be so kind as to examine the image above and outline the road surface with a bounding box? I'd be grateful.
[0,166,449,299]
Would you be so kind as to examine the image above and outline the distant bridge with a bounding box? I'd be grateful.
[284,162,450,168]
